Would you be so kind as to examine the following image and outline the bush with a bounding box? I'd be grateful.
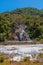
[23,57,30,62]
[0,56,4,63]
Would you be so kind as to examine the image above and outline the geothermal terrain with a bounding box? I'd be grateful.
[0,20,43,65]
[0,7,43,65]
[0,44,43,61]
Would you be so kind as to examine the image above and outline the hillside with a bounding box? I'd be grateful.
[0,7,43,41]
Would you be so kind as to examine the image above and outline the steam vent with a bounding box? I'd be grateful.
[15,23,31,41]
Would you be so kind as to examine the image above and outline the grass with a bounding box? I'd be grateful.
[0,53,43,65]
[0,60,41,65]
[0,56,41,65]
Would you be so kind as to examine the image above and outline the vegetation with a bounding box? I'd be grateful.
[0,7,43,41]
[0,55,41,65]
[0,56,4,63]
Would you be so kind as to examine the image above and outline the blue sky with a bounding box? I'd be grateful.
[0,0,43,13]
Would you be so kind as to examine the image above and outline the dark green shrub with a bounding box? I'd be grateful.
[0,56,4,63]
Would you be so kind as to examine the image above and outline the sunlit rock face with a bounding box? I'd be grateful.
[15,23,31,41]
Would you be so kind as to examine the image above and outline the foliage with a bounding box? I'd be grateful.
[0,7,43,41]
[0,56,4,63]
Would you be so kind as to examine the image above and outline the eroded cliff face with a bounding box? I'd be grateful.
[8,23,31,41]
[10,23,30,41]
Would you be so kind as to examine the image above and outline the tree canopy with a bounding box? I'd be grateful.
[0,7,43,41]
